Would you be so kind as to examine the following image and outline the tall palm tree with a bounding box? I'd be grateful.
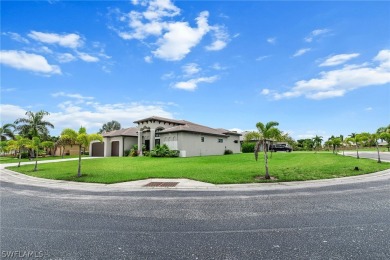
[98,120,121,134]
[0,123,16,141]
[312,135,323,153]
[377,125,390,151]
[254,121,281,179]
[60,127,102,177]
[14,110,54,139]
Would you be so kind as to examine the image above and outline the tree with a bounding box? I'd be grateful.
[368,133,382,163]
[98,120,121,134]
[14,110,54,139]
[0,123,16,141]
[41,141,55,156]
[7,136,31,167]
[28,137,41,171]
[254,121,281,179]
[60,127,102,177]
[312,135,323,153]
[347,133,361,159]
[377,125,390,151]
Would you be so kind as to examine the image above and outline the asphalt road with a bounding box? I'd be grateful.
[1,176,390,260]
[344,151,390,162]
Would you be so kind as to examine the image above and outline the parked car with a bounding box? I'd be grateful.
[269,144,292,152]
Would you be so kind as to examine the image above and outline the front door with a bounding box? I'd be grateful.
[145,140,150,151]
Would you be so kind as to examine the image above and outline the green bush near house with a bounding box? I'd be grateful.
[242,142,255,153]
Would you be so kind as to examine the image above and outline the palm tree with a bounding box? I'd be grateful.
[377,125,390,151]
[98,120,121,134]
[348,133,360,159]
[368,133,382,163]
[60,127,102,177]
[254,121,281,179]
[7,136,31,167]
[0,123,16,141]
[28,137,41,171]
[14,110,54,139]
[312,135,323,153]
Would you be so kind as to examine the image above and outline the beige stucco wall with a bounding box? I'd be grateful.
[102,136,137,157]
[158,132,239,157]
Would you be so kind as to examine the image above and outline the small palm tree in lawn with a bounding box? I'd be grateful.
[369,133,382,163]
[7,136,31,167]
[254,121,281,180]
[29,137,41,171]
[348,133,360,159]
[312,135,323,153]
[0,123,16,141]
[60,127,102,177]
[41,141,54,156]
[377,125,390,151]
[14,110,54,139]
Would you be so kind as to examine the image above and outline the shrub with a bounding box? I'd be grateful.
[224,149,233,155]
[124,150,130,157]
[241,142,255,153]
[19,152,29,159]
[150,144,178,157]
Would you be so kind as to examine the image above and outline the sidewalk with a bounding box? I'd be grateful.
[1,157,390,191]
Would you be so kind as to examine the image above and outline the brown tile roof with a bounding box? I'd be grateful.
[102,127,138,137]
[133,116,185,125]
[159,121,240,137]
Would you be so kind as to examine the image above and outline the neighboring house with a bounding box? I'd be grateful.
[91,116,241,157]
[54,144,82,156]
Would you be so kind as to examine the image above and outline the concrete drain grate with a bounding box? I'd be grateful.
[144,182,179,187]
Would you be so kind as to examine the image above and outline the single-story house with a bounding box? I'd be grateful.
[90,116,241,157]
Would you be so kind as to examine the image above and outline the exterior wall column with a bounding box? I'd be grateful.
[103,138,110,157]
[150,129,156,150]
[138,130,143,156]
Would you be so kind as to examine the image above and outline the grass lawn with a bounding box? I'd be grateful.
[6,152,390,184]
[0,155,87,164]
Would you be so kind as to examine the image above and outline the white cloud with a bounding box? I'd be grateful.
[304,28,330,42]
[365,107,373,111]
[144,56,153,63]
[57,53,77,63]
[173,76,218,91]
[263,49,390,100]
[51,92,94,100]
[0,104,27,123]
[28,31,83,49]
[261,88,270,95]
[211,63,226,70]
[161,71,175,80]
[205,25,229,51]
[293,48,311,57]
[0,100,174,135]
[152,11,210,61]
[256,55,270,61]
[77,52,99,62]
[267,37,276,44]
[0,50,61,75]
[112,0,228,61]
[320,53,360,67]
[3,32,30,44]
[182,63,200,76]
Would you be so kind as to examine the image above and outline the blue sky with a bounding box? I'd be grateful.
[1,0,389,140]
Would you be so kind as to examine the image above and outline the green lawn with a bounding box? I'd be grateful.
[0,155,87,164]
[6,152,390,184]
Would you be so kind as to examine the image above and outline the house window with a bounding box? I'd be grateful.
[201,137,204,142]
[155,128,164,137]
[218,139,223,143]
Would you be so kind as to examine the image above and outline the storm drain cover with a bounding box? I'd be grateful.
[144,182,179,187]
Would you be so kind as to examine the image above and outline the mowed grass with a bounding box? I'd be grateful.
[0,155,87,164]
[7,152,390,184]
